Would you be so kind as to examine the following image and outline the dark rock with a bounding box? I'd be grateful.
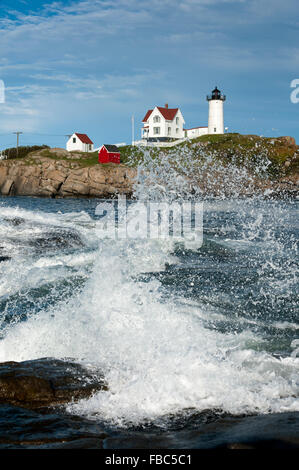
[36,437,104,449]
[3,217,25,226]
[28,229,84,251]
[103,411,299,450]
[0,358,107,409]
[1,403,299,449]
[0,256,11,262]
[0,404,107,448]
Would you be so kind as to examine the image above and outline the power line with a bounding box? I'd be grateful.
[0,133,70,137]
[23,133,71,137]
[0,131,73,151]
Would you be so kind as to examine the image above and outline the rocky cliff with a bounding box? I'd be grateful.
[0,148,136,198]
[0,135,298,199]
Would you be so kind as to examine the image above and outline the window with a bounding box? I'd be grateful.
[214,128,217,132]
[154,127,160,135]
[73,137,76,143]
[176,128,179,134]
[153,115,160,123]
[176,117,179,124]
[89,144,92,150]
[168,127,171,135]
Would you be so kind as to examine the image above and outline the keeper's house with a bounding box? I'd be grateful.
[141,104,185,142]
[66,133,94,152]
[98,145,120,164]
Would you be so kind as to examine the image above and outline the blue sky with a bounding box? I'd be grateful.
[0,0,298,149]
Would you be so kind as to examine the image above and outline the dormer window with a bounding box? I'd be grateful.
[153,115,160,123]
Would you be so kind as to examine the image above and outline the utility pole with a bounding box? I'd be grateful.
[13,132,23,156]
[132,115,135,146]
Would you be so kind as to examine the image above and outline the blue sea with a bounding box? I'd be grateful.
[0,194,298,448]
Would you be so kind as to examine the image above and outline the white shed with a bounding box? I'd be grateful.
[66,133,94,152]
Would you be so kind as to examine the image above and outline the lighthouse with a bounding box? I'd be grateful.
[207,86,226,134]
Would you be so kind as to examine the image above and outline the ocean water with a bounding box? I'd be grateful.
[0,192,298,447]
[0,145,298,448]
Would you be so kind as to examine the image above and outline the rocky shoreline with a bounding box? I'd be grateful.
[0,149,136,199]
[0,143,298,199]
[0,359,299,449]
[0,358,107,409]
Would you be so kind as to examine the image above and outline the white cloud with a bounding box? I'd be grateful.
[0,0,297,144]
[0,0,293,79]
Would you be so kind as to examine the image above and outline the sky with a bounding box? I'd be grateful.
[0,0,298,149]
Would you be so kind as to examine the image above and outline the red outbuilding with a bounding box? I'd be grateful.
[98,145,121,164]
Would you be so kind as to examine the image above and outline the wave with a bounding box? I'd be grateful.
[0,150,298,426]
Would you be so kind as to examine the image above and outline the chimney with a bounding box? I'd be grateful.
[165,103,168,109]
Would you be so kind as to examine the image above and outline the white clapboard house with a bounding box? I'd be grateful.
[141,104,185,141]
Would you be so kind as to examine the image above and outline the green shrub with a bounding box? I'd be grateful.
[4,145,50,160]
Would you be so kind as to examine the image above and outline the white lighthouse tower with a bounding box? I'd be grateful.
[207,86,226,134]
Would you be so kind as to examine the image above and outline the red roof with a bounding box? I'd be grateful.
[75,133,93,144]
[142,106,179,122]
[157,107,178,121]
[142,110,153,122]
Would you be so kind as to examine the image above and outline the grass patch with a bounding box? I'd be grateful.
[186,133,298,178]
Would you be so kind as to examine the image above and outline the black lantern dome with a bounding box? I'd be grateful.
[207,86,226,101]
